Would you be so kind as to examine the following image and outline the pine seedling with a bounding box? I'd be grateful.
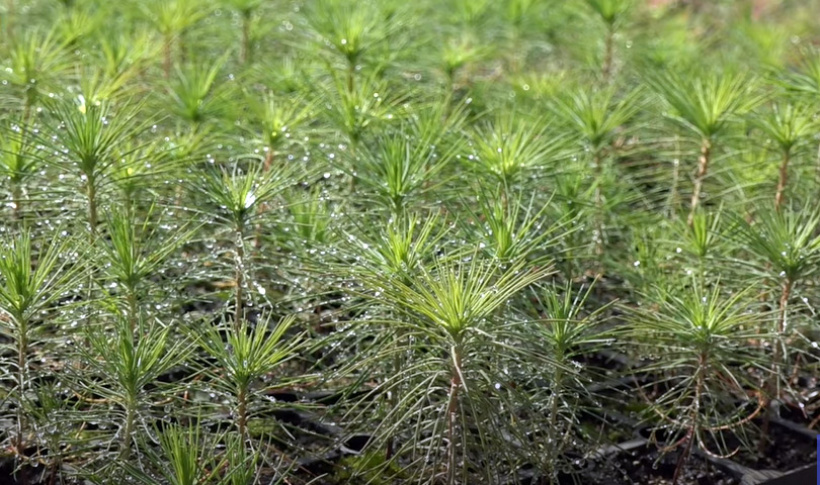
[0,123,39,221]
[40,97,151,238]
[648,70,760,225]
[339,211,449,461]
[627,282,767,485]
[582,0,632,81]
[242,90,313,247]
[347,211,449,285]
[352,119,462,215]
[733,203,820,432]
[447,0,492,27]
[26,382,75,485]
[550,169,598,280]
[223,0,264,64]
[751,102,817,210]
[467,111,568,189]
[121,421,238,485]
[552,86,641,260]
[2,28,72,125]
[195,313,302,444]
[244,90,312,172]
[552,85,641,152]
[467,188,571,264]
[98,206,196,333]
[166,57,230,131]
[304,0,402,93]
[504,0,539,31]
[53,3,102,46]
[323,73,406,154]
[284,187,333,247]
[0,231,85,459]
[526,281,611,482]
[96,28,156,81]
[501,0,540,73]
[196,160,298,230]
[780,47,820,98]
[628,226,670,295]
[109,139,176,216]
[353,254,553,483]
[671,208,724,285]
[76,62,140,106]
[193,162,297,327]
[141,0,210,78]
[439,33,491,90]
[83,313,187,459]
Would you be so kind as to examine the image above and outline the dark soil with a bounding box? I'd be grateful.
[778,403,820,432]
[731,422,817,471]
[586,444,740,485]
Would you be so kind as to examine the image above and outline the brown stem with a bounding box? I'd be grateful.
[602,24,615,83]
[672,427,694,485]
[673,354,705,485]
[240,11,251,64]
[774,150,790,211]
[12,184,23,222]
[235,228,245,331]
[238,386,247,444]
[386,327,405,460]
[121,396,135,459]
[7,0,14,42]
[547,360,564,484]
[163,34,172,79]
[760,278,792,452]
[16,319,28,458]
[127,290,138,335]
[777,279,792,337]
[808,412,820,430]
[253,149,274,249]
[86,178,97,239]
[263,146,274,173]
[593,150,604,262]
[771,278,793,393]
[347,61,355,94]
[446,346,462,485]
[688,137,711,226]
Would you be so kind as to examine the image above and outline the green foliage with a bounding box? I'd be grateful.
[197,314,301,399]
[195,162,297,230]
[627,282,767,460]
[752,102,817,155]
[305,0,405,69]
[166,58,229,127]
[734,204,820,282]
[2,0,820,483]
[467,111,567,185]
[122,422,234,485]
[583,0,632,26]
[99,206,195,295]
[353,108,463,212]
[649,70,760,140]
[552,86,641,150]
[2,28,72,114]
[0,231,84,325]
